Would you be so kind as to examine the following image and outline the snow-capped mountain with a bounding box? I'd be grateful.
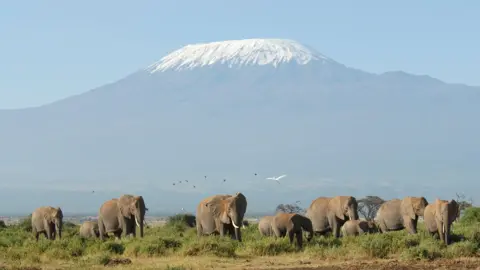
[0,38,479,214]
[146,39,336,72]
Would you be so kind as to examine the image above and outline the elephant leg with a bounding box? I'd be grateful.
[412,216,418,233]
[296,231,303,249]
[327,215,339,238]
[32,226,38,241]
[403,216,417,234]
[378,220,388,234]
[436,220,444,243]
[288,229,295,245]
[227,225,235,240]
[121,217,128,238]
[272,225,281,239]
[196,221,203,237]
[217,222,225,237]
[114,230,122,240]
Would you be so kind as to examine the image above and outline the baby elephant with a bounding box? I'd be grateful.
[341,219,378,237]
[79,221,101,238]
[258,215,275,236]
[272,213,313,248]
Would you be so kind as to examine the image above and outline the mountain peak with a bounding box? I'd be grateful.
[145,38,335,73]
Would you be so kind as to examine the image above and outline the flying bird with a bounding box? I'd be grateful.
[223,179,226,182]
[185,180,188,183]
[266,174,287,183]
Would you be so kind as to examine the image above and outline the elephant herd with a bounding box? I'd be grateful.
[30,192,460,250]
[258,195,459,248]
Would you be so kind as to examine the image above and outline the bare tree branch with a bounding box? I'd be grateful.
[357,196,385,220]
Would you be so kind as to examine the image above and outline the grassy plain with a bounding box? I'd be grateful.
[0,209,479,270]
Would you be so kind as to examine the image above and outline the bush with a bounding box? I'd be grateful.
[460,207,480,225]
[166,214,196,228]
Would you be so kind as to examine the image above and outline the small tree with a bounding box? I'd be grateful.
[456,193,473,211]
[275,203,304,214]
[357,196,385,220]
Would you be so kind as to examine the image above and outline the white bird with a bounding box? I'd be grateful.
[266,174,287,183]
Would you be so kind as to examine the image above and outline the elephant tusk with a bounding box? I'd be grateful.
[442,223,445,234]
[135,217,141,228]
[232,219,240,229]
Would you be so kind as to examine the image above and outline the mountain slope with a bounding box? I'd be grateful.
[0,38,479,214]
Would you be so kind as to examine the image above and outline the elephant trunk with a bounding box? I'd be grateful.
[234,226,242,242]
[231,216,242,241]
[443,211,450,245]
[55,218,62,240]
[349,208,359,221]
[135,215,144,238]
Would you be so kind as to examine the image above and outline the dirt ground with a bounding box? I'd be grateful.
[3,256,480,270]
[92,257,480,270]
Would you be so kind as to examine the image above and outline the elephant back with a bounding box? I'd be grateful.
[99,199,119,218]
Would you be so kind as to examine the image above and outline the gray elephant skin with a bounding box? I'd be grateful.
[306,196,359,238]
[341,220,378,237]
[423,199,459,245]
[31,206,63,241]
[271,213,313,248]
[98,194,147,240]
[258,215,274,236]
[196,192,247,242]
[79,220,101,238]
[375,196,428,234]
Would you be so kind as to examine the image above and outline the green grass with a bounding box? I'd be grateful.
[1,213,479,269]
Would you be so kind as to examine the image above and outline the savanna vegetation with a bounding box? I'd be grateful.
[1,207,480,270]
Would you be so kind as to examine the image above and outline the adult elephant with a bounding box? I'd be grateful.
[196,192,247,242]
[271,213,313,248]
[98,194,147,240]
[258,215,275,236]
[79,220,100,238]
[31,206,63,241]
[375,196,428,234]
[423,199,459,245]
[306,196,359,238]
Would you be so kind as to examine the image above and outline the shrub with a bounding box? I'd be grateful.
[460,207,480,225]
[182,237,236,257]
[166,214,196,228]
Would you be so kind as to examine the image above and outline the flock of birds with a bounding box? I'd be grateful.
[170,173,288,189]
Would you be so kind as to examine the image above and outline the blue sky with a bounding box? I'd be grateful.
[0,0,478,109]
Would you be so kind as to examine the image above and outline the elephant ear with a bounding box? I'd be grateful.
[206,197,230,224]
[134,196,146,216]
[43,209,52,222]
[449,200,459,223]
[434,199,444,220]
[55,207,63,219]
[401,197,416,220]
[333,197,346,220]
[229,192,247,219]
[118,195,135,218]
